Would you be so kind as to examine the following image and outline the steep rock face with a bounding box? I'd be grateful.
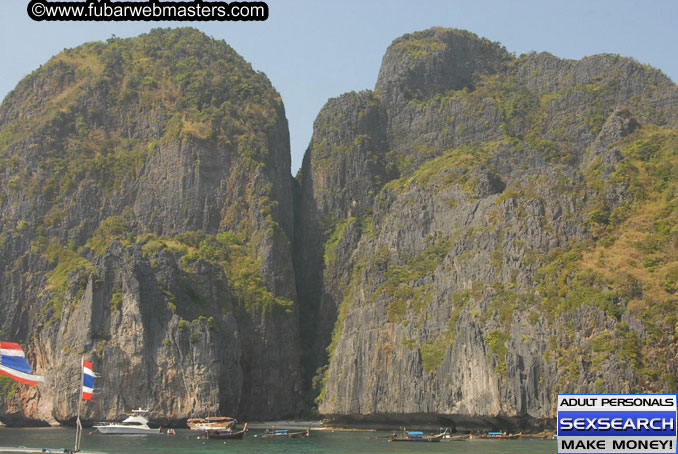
[2,25,677,428]
[377,29,510,174]
[299,28,678,424]
[0,28,300,423]
[375,28,511,105]
[299,91,389,221]
[294,90,389,403]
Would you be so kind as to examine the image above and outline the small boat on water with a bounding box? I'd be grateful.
[442,433,470,441]
[94,408,161,435]
[261,428,310,438]
[472,431,522,439]
[203,422,248,440]
[389,429,448,442]
[187,416,236,431]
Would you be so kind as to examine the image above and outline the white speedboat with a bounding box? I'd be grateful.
[94,408,161,435]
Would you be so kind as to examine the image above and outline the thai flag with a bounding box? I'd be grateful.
[0,341,44,386]
[82,360,95,400]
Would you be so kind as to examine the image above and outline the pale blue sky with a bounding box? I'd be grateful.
[1,0,676,173]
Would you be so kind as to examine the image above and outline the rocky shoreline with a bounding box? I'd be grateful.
[0,415,556,435]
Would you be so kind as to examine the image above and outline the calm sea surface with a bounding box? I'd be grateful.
[0,427,556,454]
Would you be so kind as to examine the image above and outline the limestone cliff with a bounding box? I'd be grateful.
[298,28,678,427]
[2,26,677,429]
[0,28,301,424]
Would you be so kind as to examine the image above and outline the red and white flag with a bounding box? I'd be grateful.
[82,360,95,400]
[0,341,44,386]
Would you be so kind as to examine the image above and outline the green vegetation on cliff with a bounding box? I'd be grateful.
[309,27,678,417]
[0,28,300,422]
[536,125,678,390]
[0,27,291,326]
[0,27,283,233]
[3,25,678,423]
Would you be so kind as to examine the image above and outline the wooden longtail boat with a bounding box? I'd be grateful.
[389,429,448,442]
[472,431,522,439]
[187,416,236,431]
[261,428,310,438]
[442,433,470,441]
[204,423,248,439]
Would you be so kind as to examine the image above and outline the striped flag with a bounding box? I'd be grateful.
[0,341,44,386]
[82,360,95,400]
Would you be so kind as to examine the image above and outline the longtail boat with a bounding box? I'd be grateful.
[204,422,248,439]
[187,416,236,431]
[261,428,310,438]
[389,428,448,442]
[472,431,522,439]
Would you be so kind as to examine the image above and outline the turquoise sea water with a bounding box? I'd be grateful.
[0,427,556,454]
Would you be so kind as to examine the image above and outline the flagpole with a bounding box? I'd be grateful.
[75,356,84,452]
